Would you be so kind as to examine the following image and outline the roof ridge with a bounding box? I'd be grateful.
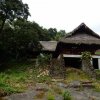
[65,23,100,39]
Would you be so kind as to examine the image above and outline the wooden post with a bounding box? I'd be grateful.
[98,59,100,70]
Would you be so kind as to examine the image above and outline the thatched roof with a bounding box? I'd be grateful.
[60,23,100,45]
[40,23,100,52]
[39,41,57,51]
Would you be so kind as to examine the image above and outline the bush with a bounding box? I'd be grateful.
[0,82,18,94]
[93,82,100,92]
[62,91,72,100]
[47,92,55,100]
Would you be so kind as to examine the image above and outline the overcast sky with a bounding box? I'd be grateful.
[23,0,100,34]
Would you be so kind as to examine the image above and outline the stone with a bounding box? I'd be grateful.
[35,83,48,92]
[69,81,81,88]
[57,82,68,88]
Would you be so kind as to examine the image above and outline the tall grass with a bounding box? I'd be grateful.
[0,60,51,95]
[0,61,35,95]
[65,68,91,83]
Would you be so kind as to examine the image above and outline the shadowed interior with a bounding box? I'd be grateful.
[64,57,81,69]
[93,58,98,69]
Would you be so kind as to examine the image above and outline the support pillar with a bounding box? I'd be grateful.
[98,59,100,70]
[91,58,93,65]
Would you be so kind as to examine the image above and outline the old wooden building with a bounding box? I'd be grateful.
[40,23,100,69]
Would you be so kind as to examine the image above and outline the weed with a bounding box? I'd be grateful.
[0,61,52,96]
[95,70,100,80]
[52,85,62,94]
[65,68,91,82]
[0,82,18,94]
[93,82,100,92]
[47,92,55,100]
[62,90,72,100]
[0,61,35,95]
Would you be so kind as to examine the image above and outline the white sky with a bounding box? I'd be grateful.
[23,0,100,34]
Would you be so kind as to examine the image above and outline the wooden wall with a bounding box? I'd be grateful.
[54,43,100,57]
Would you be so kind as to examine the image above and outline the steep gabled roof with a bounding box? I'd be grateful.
[60,23,100,45]
[65,23,100,38]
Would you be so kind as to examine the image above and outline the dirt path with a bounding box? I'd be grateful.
[68,88,100,100]
[2,82,100,100]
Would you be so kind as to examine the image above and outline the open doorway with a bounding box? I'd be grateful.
[64,57,81,69]
[93,58,98,69]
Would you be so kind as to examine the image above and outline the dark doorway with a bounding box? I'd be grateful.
[64,57,81,69]
[93,58,98,69]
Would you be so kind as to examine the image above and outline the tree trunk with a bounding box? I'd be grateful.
[0,19,6,39]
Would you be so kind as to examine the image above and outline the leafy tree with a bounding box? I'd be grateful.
[0,22,13,65]
[0,0,30,64]
[0,0,30,36]
[48,28,57,40]
[48,28,66,40]
[54,30,66,40]
[0,0,67,64]
[11,19,51,59]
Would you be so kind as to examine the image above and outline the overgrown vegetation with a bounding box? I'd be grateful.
[62,91,72,100]
[81,51,92,60]
[36,53,52,68]
[0,1,99,99]
[0,61,32,94]
[65,68,91,83]
[0,60,51,96]
[81,51,97,79]
[47,92,55,100]
[93,82,100,92]
[0,61,100,98]
[0,0,66,66]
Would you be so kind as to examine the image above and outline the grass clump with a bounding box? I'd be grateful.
[0,73,20,94]
[0,82,18,94]
[65,68,91,83]
[47,92,55,100]
[51,85,62,94]
[95,70,100,80]
[95,70,100,74]
[93,82,100,92]
[36,75,51,83]
[62,90,72,100]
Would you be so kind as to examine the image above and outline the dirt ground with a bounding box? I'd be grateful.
[2,82,100,100]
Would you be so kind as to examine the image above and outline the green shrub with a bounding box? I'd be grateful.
[47,92,55,100]
[93,82,100,92]
[62,91,72,100]
[36,75,51,83]
[0,82,18,94]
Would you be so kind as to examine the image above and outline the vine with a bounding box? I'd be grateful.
[81,51,92,60]
[81,51,96,78]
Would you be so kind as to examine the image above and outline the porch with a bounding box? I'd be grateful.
[63,54,100,69]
